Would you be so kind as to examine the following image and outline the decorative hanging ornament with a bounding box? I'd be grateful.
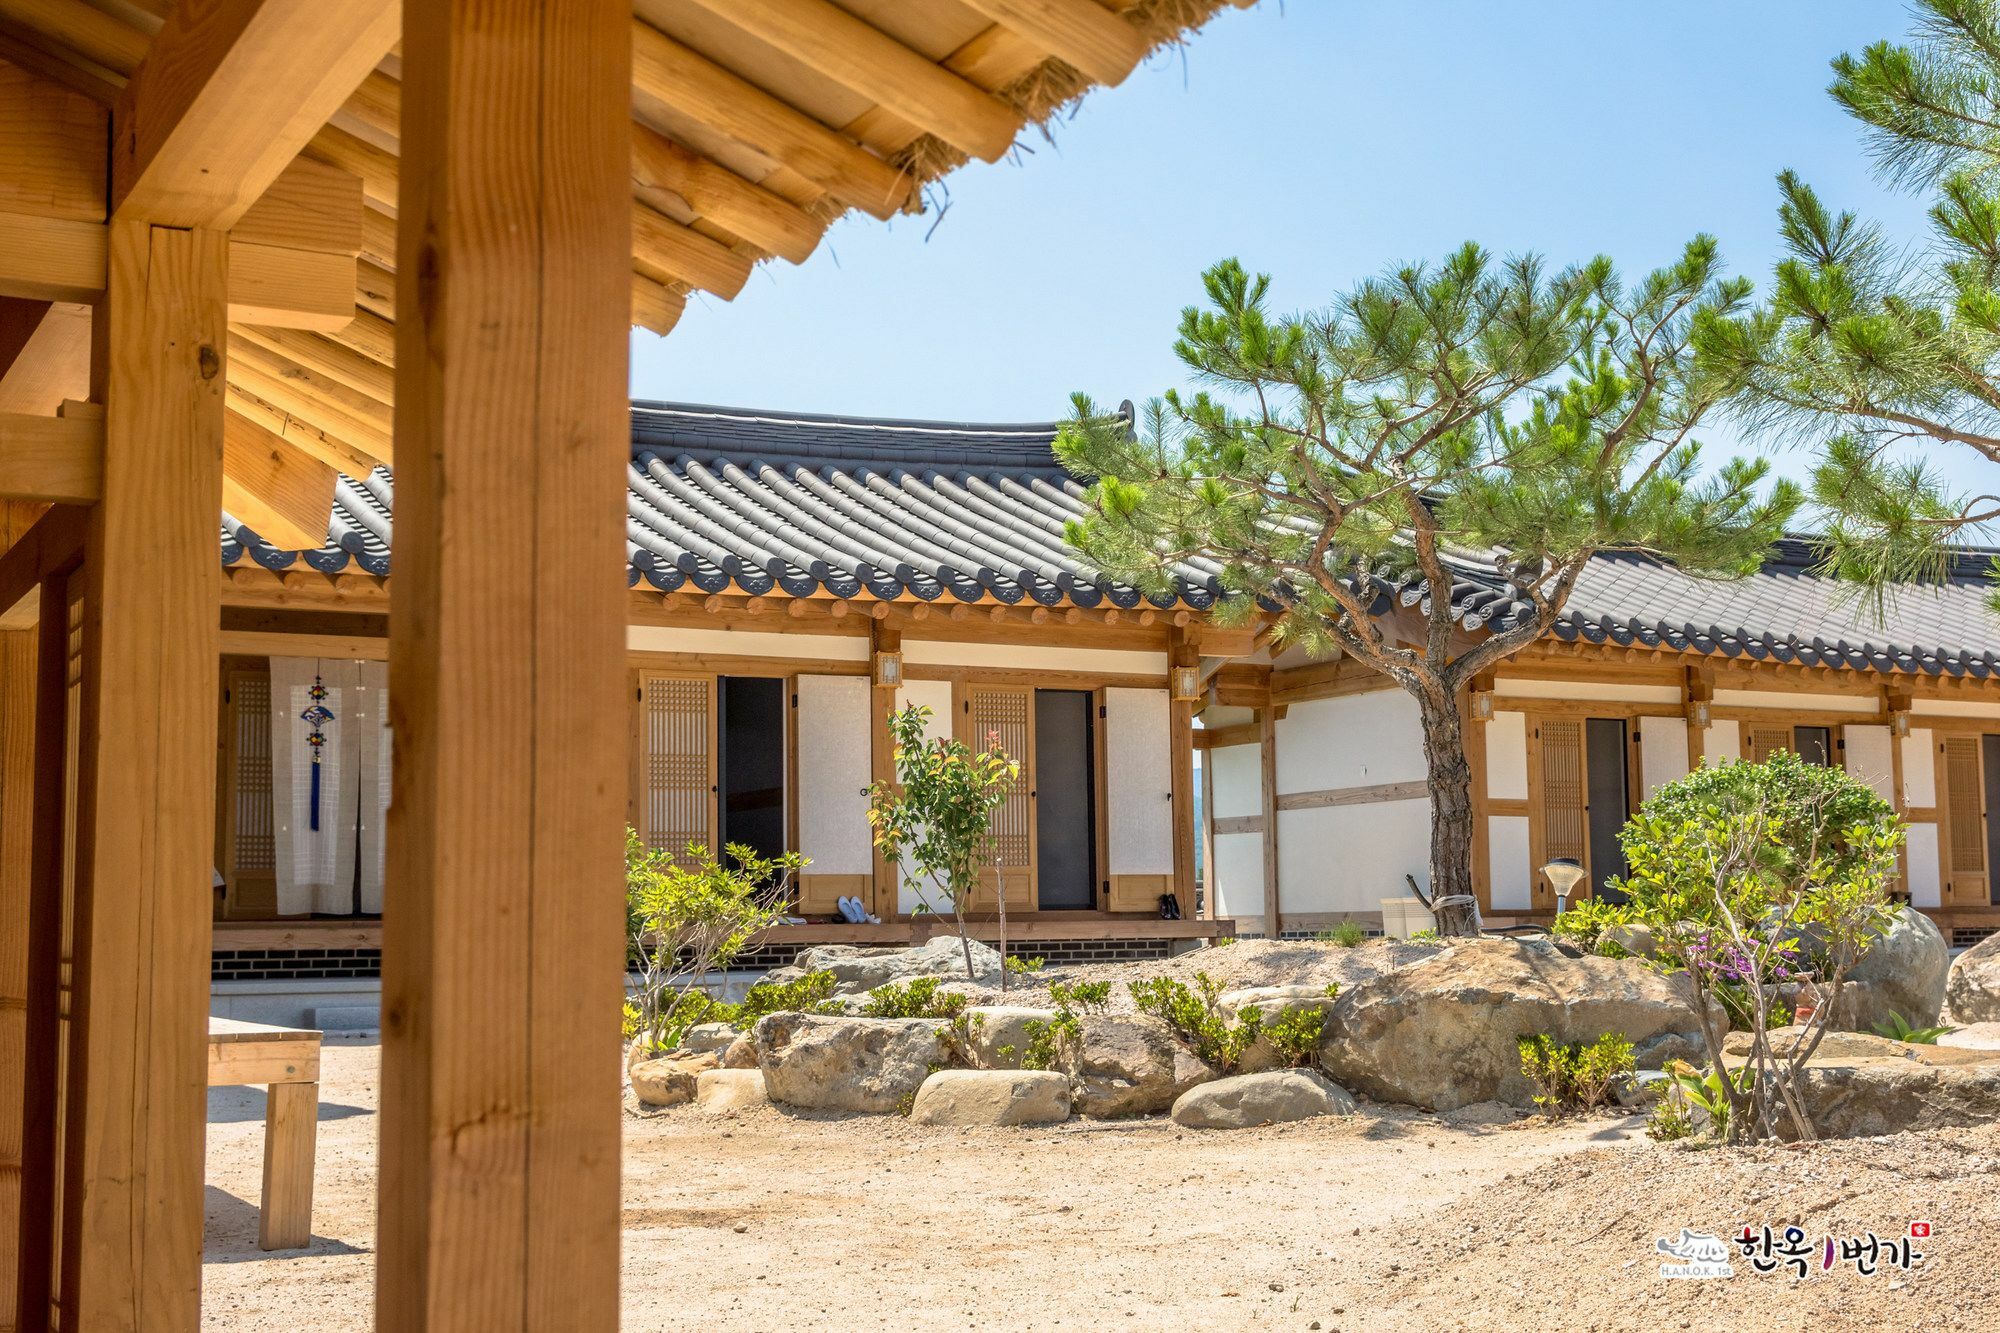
[301,673,335,832]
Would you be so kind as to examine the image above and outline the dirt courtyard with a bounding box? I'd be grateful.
[202,1040,2000,1331]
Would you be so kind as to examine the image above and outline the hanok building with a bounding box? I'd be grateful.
[1201,538,2000,947]
[211,399,1246,1014]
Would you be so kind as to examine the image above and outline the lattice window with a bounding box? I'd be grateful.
[641,674,712,863]
[1540,718,1586,867]
[1945,735,1985,876]
[231,671,275,872]
[1746,726,1792,765]
[969,685,1032,873]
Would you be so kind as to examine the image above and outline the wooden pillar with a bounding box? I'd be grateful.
[1169,631,1197,921]
[378,1,631,1327]
[61,221,227,1330]
[1685,664,1712,769]
[1464,683,1491,913]
[0,568,33,1331]
[868,621,900,920]
[1258,705,1280,938]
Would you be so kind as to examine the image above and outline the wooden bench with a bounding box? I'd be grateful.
[207,1017,321,1250]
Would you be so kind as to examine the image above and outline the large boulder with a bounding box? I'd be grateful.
[763,936,1005,996]
[1058,1014,1213,1117]
[721,1034,759,1069]
[694,1068,770,1114]
[1170,1069,1357,1129]
[960,1006,1058,1070]
[680,1022,739,1055]
[1826,907,1950,1031]
[751,1013,949,1113]
[1946,933,2000,1024]
[908,1070,1071,1126]
[1724,1029,2000,1138]
[1218,987,1340,1075]
[630,1050,720,1108]
[1938,1021,2000,1052]
[1319,939,1702,1111]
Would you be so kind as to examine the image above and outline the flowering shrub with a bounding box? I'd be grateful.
[1613,752,1902,1142]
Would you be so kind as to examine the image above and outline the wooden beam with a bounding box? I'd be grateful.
[0,298,89,416]
[629,20,911,220]
[682,0,1020,162]
[629,122,822,265]
[1170,629,1197,920]
[227,352,393,465]
[379,0,628,1325]
[0,210,358,328]
[0,504,87,618]
[0,411,102,502]
[630,200,752,298]
[1258,704,1280,937]
[231,155,365,257]
[234,325,393,404]
[630,276,685,338]
[111,0,400,226]
[957,0,1149,86]
[226,390,380,478]
[221,411,336,550]
[60,219,226,1328]
[0,601,31,1333]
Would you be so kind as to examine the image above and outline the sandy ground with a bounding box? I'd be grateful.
[201,1037,2000,1331]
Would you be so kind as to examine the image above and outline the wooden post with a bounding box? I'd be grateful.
[1685,665,1711,769]
[61,220,227,1330]
[1198,742,1216,919]
[1169,630,1197,922]
[0,587,32,1331]
[379,1,631,1327]
[1258,705,1280,938]
[868,621,900,920]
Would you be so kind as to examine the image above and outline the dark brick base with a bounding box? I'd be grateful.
[1952,926,1997,948]
[213,948,381,982]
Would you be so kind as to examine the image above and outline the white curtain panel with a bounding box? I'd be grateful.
[270,657,364,915]
[354,660,391,914]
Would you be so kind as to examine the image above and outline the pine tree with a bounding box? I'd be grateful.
[1693,0,2000,608]
[1057,247,1798,917]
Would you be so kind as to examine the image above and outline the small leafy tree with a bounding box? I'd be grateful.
[866,705,1020,982]
[624,829,803,1057]
[1613,753,1904,1143]
[1058,251,1798,915]
[1694,0,2000,606]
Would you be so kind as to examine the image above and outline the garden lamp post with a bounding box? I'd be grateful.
[1541,857,1586,917]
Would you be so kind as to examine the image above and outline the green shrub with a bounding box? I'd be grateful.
[863,976,968,1020]
[1873,1009,1955,1044]
[732,971,840,1029]
[1645,1097,1695,1143]
[1261,1006,1328,1067]
[1005,955,1046,977]
[1407,927,1444,945]
[1549,899,1636,956]
[1517,1032,1636,1115]
[1317,921,1367,948]
[1713,981,1791,1032]
[1129,972,1263,1073]
[1019,980,1111,1071]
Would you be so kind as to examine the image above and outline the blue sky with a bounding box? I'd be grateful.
[633,2,1953,492]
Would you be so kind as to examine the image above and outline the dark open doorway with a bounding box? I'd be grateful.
[718,676,786,865]
[1034,689,1096,910]
[1585,717,1630,902]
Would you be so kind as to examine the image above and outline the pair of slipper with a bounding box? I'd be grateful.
[836,896,880,924]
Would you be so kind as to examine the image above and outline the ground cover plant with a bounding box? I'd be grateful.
[1517,1033,1635,1116]
[1128,972,1264,1073]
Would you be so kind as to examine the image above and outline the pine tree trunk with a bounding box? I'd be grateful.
[1417,688,1479,936]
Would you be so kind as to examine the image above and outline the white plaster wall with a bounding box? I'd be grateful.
[1907,824,1941,908]
[892,680,954,739]
[1275,799,1432,913]
[1211,833,1264,919]
[1638,715,1689,797]
[1912,699,2000,718]
[1704,721,1740,765]
[1903,729,1936,807]
[1486,711,1527,800]
[1496,679,1681,704]
[892,679,954,912]
[1274,692,1427,793]
[1712,688,1877,714]
[901,639,1166,676]
[1488,815,1531,910]
[627,624,869,661]
[1106,687,1174,875]
[1843,724,1896,803]
[795,675,871,875]
[1209,741,1264,819]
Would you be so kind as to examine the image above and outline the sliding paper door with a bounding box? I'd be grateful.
[962,683,1034,912]
[1103,686,1173,911]
[637,672,715,865]
[794,674,872,914]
